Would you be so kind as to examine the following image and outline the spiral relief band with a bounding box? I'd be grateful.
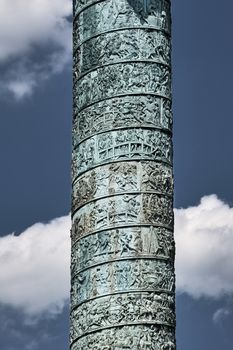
[71,0,176,349]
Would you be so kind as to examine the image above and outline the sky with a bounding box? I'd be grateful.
[0,0,233,349]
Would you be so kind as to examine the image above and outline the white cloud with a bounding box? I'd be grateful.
[0,215,71,315]
[0,0,72,61]
[175,195,233,298]
[0,0,72,99]
[1,195,233,316]
[6,79,36,100]
[213,307,231,324]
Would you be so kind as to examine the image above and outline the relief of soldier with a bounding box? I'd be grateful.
[70,291,175,340]
[73,96,171,145]
[74,29,170,78]
[74,129,172,176]
[71,226,174,273]
[74,63,171,111]
[72,259,174,304]
[72,192,173,239]
[74,0,171,44]
[71,324,175,350]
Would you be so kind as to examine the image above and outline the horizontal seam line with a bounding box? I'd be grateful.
[74,27,171,49]
[70,288,175,311]
[71,190,173,214]
[71,223,174,245]
[74,59,171,82]
[74,92,172,114]
[70,321,175,344]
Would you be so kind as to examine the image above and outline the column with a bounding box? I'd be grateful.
[71,0,176,349]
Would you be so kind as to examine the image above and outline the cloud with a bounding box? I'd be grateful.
[25,340,39,350]
[0,215,71,315]
[175,194,233,298]
[1,195,233,316]
[213,307,231,324]
[6,76,36,100]
[0,0,72,99]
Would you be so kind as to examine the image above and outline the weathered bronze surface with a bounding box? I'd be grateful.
[71,0,176,348]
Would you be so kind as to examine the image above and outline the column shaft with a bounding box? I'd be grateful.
[71,0,176,349]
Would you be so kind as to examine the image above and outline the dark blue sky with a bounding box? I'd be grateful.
[173,0,233,207]
[0,0,233,349]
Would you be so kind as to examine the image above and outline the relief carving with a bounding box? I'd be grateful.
[71,226,175,273]
[73,95,172,145]
[70,292,175,340]
[127,0,171,21]
[72,161,173,211]
[141,162,173,193]
[73,129,172,177]
[71,0,175,347]
[71,324,175,350]
[72,193,173,239]
[74,62,171,111]
[74,0,171,46]
[71,259,175,305]
[74,29,171,77]
[143,194,173,227]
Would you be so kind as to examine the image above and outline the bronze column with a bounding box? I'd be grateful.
[71,0,176,348]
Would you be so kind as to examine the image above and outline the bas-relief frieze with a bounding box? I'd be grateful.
[73,0,171,17]
[71,324,175,350]
[72,193,173,239]
[73,0,101,14]
[71,226,175,273]
[127,0,171,19]
[74,62,171,111]
[73,0,171,46]
[71,0,175,347]
[72,162,173,211]
[72,129,172,177]
[73,96,172,146]
[70,292,175,340]
[74,29,171,76]
[70,259,175,305]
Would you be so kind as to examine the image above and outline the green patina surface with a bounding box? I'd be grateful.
[71,0,176,349]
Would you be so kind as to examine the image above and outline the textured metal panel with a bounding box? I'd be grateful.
[71,0,176,348]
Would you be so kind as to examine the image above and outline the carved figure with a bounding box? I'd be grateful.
[71,0,175,349]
